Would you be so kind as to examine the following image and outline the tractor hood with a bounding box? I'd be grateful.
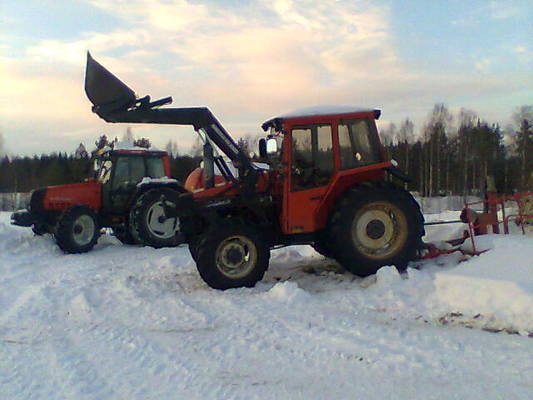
[43,181,102,212]
[85,52,137,114]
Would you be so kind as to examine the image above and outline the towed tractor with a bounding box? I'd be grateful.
[11,146,186,253]
[84,52,425,289]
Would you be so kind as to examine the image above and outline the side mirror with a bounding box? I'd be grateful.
[266,138,278,154]
[258,138,267,158]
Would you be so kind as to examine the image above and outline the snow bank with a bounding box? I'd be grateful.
[265,281,310,304]
[431,235,533,333]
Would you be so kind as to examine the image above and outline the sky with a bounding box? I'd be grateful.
[0,0,531,156]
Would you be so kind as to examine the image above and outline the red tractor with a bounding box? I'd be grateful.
[84,53,425,289]
[11,146,186,253]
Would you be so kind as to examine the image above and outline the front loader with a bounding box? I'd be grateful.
[85,52,425,289]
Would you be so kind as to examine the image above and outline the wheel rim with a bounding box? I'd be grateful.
[146,201,180,239]
[351,201,408,260]
[215,235,258,279]
[72,215,95,246]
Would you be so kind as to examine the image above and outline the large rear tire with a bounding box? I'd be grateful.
[132,188,183,248]
[195,223,270,290]
[312,231,334,257]
[55,206,100,254]
[328,187,424,276]
[188,235,201,262]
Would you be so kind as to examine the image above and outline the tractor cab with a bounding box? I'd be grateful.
[93,148,170,213]
[259,107,390,234]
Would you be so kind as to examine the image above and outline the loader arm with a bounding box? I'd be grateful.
[84,52,252,173]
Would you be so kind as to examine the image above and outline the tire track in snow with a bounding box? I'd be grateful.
[44,329,121,400]
[60,321,207,398]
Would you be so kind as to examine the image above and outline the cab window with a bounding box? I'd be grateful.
[291,124,334,190]
[130,156,146,182]
[112,156,146,189]
[338,119,380,169]
[146,157,166,178]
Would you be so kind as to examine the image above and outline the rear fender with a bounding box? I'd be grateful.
[132,182,187,201]
[130,182,190,219]
[315,162,390,229]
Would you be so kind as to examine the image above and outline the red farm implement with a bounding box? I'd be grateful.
[421,189,533,260]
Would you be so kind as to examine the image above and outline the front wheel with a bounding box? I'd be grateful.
[55,206,100,253]
[195,223,270,290]
[32,223,48,236]
[328,188,424,276]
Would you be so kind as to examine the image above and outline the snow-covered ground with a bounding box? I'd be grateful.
[1,211,532,399]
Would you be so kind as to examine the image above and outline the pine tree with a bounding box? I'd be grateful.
[237,137,250,155]
[512,106,532,190]
[75,143,88,159]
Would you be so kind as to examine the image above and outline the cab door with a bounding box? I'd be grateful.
[107,155,146,213]
[283,123,336,234]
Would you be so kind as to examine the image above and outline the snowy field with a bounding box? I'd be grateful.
[1,211,532,400]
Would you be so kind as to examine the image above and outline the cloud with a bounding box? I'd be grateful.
[3,1,396,147]
[1,0,531,155]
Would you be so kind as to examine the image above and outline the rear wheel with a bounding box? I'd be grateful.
[312,231,334,257]
[132,189,183,248]
[328,187,424,276]
[195,223,270,290]
[55,206,100,253]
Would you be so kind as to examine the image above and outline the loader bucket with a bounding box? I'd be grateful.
[84,52,136,112]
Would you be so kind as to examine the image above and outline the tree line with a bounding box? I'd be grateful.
[0,104,531,195]
[0,132,201,193]
[382,104,531,196]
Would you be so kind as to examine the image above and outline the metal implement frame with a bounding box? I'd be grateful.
[420,191,533,260]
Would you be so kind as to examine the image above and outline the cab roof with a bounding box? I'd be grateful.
[261,105,381,131]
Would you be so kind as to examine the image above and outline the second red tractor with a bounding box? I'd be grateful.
[11,146,186,253]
